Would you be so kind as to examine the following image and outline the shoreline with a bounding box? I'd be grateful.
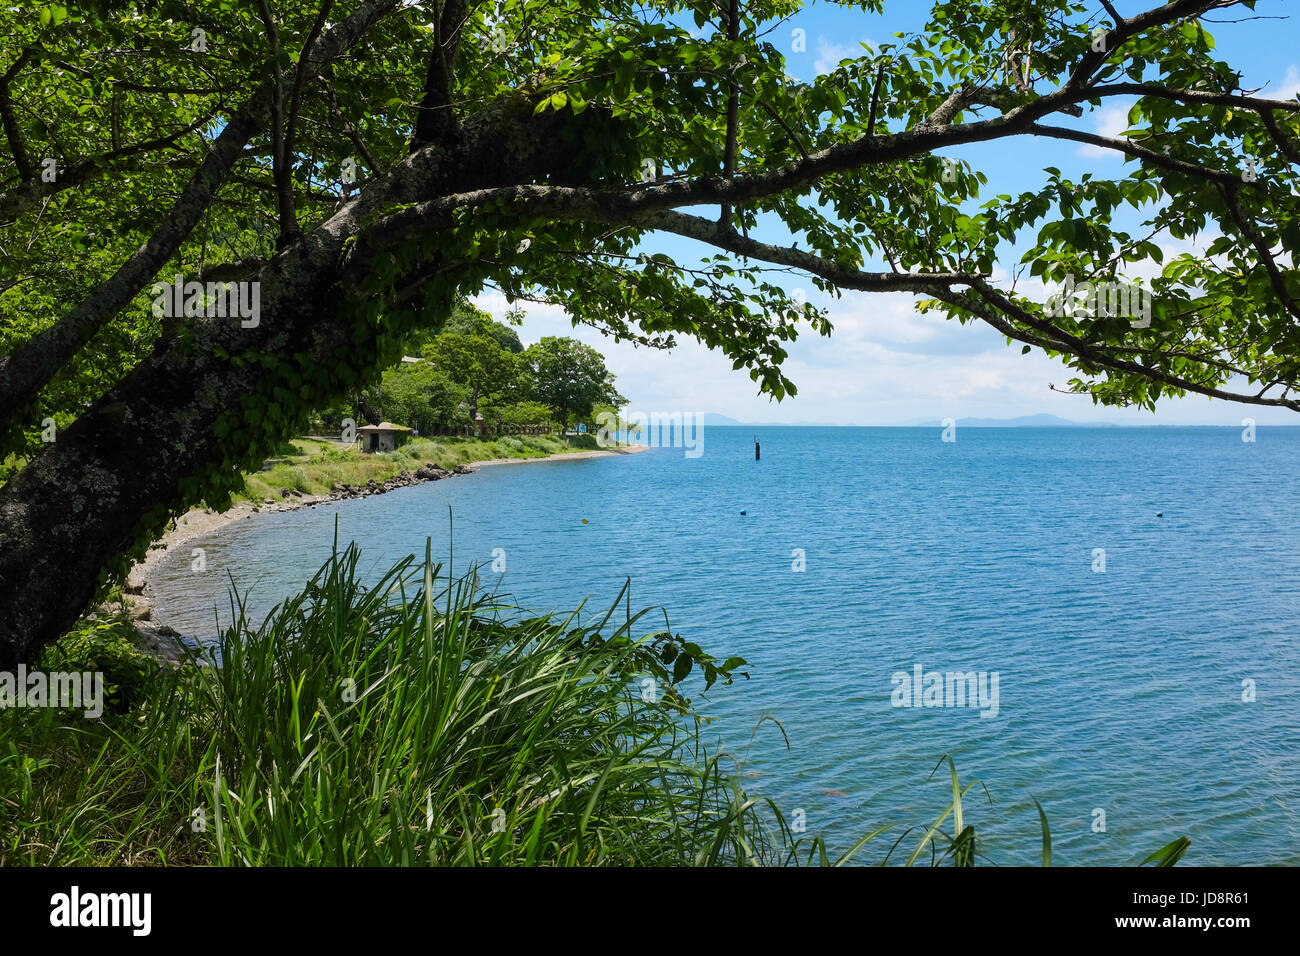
[124,443,648,651]
[472,445,648,467]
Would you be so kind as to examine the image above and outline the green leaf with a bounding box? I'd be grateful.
[1140,836,1191,867]
[1031,796,1051,867]
[671,654,691,684]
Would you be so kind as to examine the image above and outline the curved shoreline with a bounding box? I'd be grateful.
[124,444,648,653]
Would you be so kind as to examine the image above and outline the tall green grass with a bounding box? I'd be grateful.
[1,540,775,865]
[194,540,773,865]
[0,541,1189,866]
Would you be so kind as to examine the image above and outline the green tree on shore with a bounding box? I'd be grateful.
[422,317,523,420]
[370,362,468,435]
[525,336,625,431]
[405,299,524,355]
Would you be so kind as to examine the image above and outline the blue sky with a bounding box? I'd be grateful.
[476,0,1300,425]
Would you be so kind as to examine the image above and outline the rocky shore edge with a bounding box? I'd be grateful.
[117,462,476,661]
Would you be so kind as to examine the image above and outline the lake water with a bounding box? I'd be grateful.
[150,426,1300,865]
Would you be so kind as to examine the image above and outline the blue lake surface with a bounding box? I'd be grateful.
[150,426,1300,865]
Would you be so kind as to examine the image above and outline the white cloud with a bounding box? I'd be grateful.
[1076,102,1135,158]
[472,213,1294,427]
[1277,65,1300,101]
[473,288,1286,426]
[814,35,873,75]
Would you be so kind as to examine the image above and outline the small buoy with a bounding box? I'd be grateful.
[1156,512,1163,517]
[582,518,589,524]
[740,510,747,515]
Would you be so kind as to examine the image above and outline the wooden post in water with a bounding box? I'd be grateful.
[754,435,760,460]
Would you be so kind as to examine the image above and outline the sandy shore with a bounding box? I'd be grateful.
[127,443,649,613]
[473,445,649,467]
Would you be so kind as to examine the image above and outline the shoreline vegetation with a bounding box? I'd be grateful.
[1,433,1193,867]
[1,540,1190,867]
[1,380,1193,871]
[121,435,648,655]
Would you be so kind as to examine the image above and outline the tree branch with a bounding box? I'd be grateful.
[256,0,300,248]
[283,0,338,192]
[719,0,740,228]
[1217,181,1300,323]
[1026,122,1241,182]
[0,48,37,180]
[638,209,985,294]
[0,0,405,441]
[0,112,220,223]
[950,279,1300,410]
[412,0,470,146]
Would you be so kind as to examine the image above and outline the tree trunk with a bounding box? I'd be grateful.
[0,226,372,667]
[356,393,384,426]
[0,101,592,665]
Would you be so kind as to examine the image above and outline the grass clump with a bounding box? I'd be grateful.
[1,542,774,865]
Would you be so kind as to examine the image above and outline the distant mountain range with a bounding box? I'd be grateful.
[701,413,841,426]
[700,412,1117,427]
[908,413,1120,428]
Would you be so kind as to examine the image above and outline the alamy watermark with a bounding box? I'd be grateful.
[595,410,704,458]
[50,886,150,936]
[890,663,1000,718]
[1044,273,1152,328]
[150,273,261,328]
[1,665,105,718]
